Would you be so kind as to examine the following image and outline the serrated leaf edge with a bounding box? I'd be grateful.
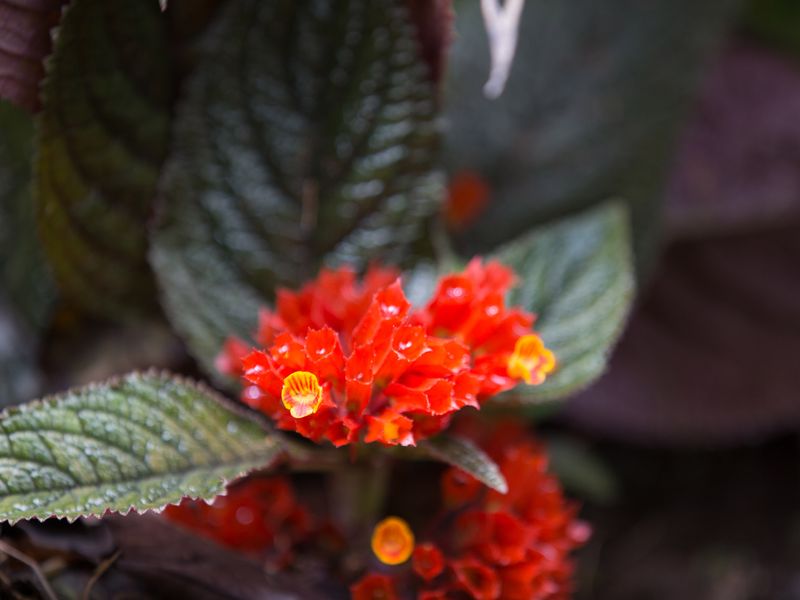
[0,369,283,525]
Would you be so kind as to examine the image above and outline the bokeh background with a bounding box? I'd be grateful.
[438,1,800,597]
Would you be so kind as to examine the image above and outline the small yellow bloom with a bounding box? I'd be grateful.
[507,334,556,385]
[371,516,415,565]
[281,371,323,418]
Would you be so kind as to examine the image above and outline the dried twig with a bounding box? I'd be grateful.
[0,537,58,600]
[481,0,526,98]
[81,550,122,600]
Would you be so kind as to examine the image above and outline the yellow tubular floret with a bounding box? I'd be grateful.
[371,516,415,565]
[281,371,323,418]
[507,334,556,385]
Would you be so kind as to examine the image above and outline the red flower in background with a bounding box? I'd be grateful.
[413,543,446,581]
[163,477,311,557]
[353,428,589,600]
[218,260,554,447]
[451,557,502,599]
[444,170,490,231]
[350,573,399,600]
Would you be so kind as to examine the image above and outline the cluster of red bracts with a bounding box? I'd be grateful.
[164,430,588,599]
[353,433,590,600]
[218,260,555,447]
[163,477,312,559]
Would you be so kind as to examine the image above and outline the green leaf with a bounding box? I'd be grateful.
[0,100,54,408]
[745,0,800,57]
[545,435,618,504]
[0,299,42,408]
[151,0,443,375]
[0,371,281,524]
[421,435,507,493]
[0,100,54,331]
[493,201,635,403]
[35,0,171,319]
[444,0,740,269]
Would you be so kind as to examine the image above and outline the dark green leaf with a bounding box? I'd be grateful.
[545,435,618,503]
[494,202,634,403]
[0,100,54,408]
[744,0,800,57]
[152,0,442,374]
[35,0,171,319]
[0,298,42,408]
[0,371,281,524]
[444,0,740,268]
[0,100,54,331]
[421,435,507,493]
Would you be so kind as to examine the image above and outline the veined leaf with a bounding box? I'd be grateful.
[0,371,281,524]
[35,0,171,319]
[421,435,507,493]
[494,201,634,403]
[444,0,740,268]
[152,0,442,375]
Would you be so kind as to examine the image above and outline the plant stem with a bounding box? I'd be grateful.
[329,453,391,556]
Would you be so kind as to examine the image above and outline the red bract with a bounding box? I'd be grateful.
[441,466,484,508]
[415,259,554,398]
[163,477,310,555]
[219,261,554,447]
[451,557,501,600]
[413,543,446,581]
[350,573,399,600]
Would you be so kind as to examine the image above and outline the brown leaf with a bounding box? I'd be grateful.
[565,40,800,444]
[667,41,800,238]
[565,224,800,444]
[107,515,326,600]
[0,0,67,112]
[406,0,452,83]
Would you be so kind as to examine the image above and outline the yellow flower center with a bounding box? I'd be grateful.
[371,516,414,565]
[507,334,556,385]
[281,371,323,418]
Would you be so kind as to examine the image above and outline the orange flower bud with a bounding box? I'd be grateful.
[281,371,323,418]
[507,334,556,385]
[371,517,415,565]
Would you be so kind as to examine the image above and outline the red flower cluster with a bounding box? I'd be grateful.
[352,429,589,600]
[444,170,490,231]
[219,260,554,447]
[163,476,311,557]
